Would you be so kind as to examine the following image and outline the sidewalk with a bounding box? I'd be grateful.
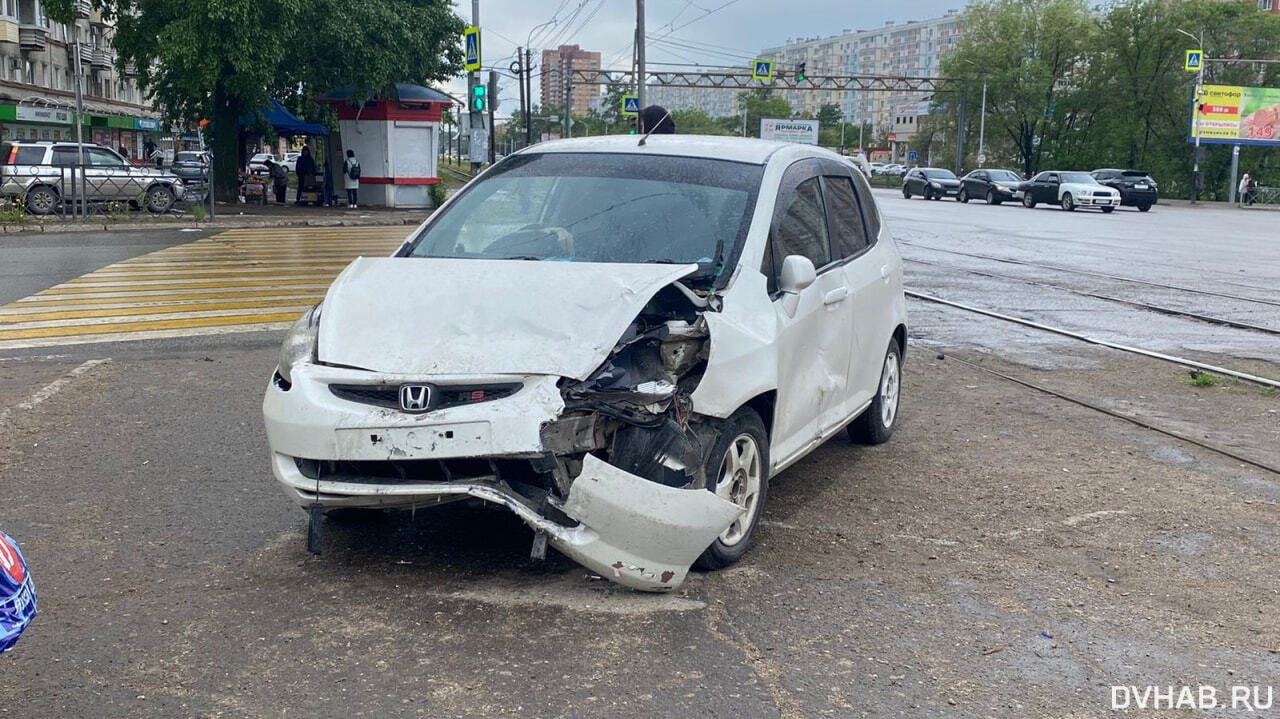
[0,201,432,235]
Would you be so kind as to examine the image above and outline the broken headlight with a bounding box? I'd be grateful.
[277,303,321,385]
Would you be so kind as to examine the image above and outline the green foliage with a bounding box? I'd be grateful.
[738,89,793,138]
[0,197,28,225]
[817,103,842,127]
[1186,370,1217,387]
[939,0,1280,196]
[669,109,731,136]
[428,183,447,210]
[94,0,464,200]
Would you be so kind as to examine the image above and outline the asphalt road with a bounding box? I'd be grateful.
[1,201,1278,717]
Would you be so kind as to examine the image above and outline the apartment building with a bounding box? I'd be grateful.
[540,44,602,112]
[760,10,965,137]
[646,70,740,119]
[0,0,161,159]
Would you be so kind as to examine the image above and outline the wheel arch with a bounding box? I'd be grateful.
[740,390,776,439]
[892,323,907,364]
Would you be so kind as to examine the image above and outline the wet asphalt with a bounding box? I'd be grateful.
[1,198,1278,717]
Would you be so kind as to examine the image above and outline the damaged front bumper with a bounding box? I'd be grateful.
[264,363,742,592]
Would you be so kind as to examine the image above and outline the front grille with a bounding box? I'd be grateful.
[295,456,547,487]
[329,382,521,412]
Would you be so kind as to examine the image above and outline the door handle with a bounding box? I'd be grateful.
[823,287,850,305]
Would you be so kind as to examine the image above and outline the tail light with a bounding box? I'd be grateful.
[5,146,17,164]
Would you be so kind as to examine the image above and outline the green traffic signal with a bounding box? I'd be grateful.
[797,62,806,82]
[472,84,486,111]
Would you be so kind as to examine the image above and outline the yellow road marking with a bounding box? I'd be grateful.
[35,277,338,295]
[0,299,322,323]
[0,312,308,340]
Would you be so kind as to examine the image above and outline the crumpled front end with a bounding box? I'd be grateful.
[263,272,747,591]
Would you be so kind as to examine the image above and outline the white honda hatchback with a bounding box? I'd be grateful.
[263,135,907,591]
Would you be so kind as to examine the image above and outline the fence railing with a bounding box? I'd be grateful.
[1241,185,1280,207]
[0,160,212,222]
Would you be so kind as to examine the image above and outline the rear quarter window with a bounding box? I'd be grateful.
[14,147,46,165]
[851,170,882,240]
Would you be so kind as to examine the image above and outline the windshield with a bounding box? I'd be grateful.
[924,169,957,180]
[404,152,763,280]
[989,170,1021,182]
[1060,172,1098,184]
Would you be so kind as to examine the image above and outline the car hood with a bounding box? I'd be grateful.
[317,257,699,379]
[1063,182,1116,194]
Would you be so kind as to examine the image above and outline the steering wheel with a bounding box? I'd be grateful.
[516,223,574,256]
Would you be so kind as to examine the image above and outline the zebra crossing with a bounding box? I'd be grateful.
[0,226,411,350]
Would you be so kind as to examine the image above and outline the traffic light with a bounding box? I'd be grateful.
[472,83,486,112]
[797,62,806,82]
[487,71,501,112]
[628,117,637,135]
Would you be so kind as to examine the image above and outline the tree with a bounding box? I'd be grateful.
[738,89,793,138]
[63,0,464,199]
[670,109,730,135]
[817,103,843,128]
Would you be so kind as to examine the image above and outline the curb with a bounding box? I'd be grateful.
[0,214,430,235]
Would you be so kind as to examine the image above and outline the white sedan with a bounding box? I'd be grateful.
[1021,170,1121,212]
[263,135,908,591]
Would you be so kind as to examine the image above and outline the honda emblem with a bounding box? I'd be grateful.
[399,385,431,412]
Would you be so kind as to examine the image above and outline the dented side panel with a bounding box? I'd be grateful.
[688,269,778,420]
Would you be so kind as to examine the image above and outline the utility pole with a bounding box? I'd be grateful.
[71,30,86,218]
[488,70,498,163]
[1178,28,1205,202]
[954,93,966,175]
[636,0,646,108]
[469,0,481,172]
[978,81,987,166]
[525,48,534,146]
[514,47,527,150]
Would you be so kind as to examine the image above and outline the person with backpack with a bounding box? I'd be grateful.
[342,149,361,208]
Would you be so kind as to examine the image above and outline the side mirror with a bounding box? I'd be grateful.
[779,254,817,294]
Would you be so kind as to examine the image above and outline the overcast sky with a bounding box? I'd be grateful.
[447,0,970,113]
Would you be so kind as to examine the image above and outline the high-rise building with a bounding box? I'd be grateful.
[540,44,602,113]
[647,69,740,119]
[0,1,162,159]
[760,10,965,140]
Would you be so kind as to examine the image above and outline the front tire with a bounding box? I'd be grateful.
[848,338,903,445]
[903,187,912,200]
[1061,193,1076,211]
[958,188,969,203]
[145,185,175,214]
[1137,203,1151,212]
[694,408,769,571]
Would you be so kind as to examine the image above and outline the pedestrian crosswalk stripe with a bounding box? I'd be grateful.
[0,226,407,349]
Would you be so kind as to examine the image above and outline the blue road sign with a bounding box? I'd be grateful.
[1185,49,1203,72]
[622,95,640,116]
[752,59,773,82]
[908,151,918,162]
[464,27,481,71]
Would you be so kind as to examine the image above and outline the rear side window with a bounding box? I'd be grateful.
[772,177,831,271]
[14,146,45,165]
[52,148,81,166]
[824,175,869,258]
[851,170,882,241]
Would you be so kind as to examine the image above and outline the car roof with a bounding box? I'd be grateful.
[521,134,824,166]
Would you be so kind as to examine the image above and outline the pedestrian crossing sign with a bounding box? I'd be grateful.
[464,27,481,72]
[752,59,773,82]
[1185,49,1202,72]
[621,95,640,117]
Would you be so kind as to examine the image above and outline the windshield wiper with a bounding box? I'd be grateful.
[495,255,544,261]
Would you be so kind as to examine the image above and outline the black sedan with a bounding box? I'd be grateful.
[1091,169,1158,211]
[171,151,210,184]
[958,168,1024,204]
[902,168,962,200]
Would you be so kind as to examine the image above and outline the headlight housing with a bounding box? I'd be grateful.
[930,181,941,188]
[277,303,321,385]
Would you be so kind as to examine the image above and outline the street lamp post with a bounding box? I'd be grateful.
[978,81,987,166]
[1177,28,1205,202]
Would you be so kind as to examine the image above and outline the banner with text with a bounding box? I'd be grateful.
[760,118,819,145]
[1191,85,1280,145]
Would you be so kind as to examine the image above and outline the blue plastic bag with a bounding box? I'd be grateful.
[0,531,36,654]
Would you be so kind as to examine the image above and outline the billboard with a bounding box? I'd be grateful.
[1190,85,1280,146]
[760,118,818,145]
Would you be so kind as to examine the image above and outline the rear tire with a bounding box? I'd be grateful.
[903,187,912,200]
[1137,203,1151,212]
[145,185,175,214]
[848,338,903,445]
[25,185,59,215]
[1101,206,1115,213]
[694,408,770,571]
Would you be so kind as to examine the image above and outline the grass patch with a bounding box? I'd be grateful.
[1185,370,1218,387]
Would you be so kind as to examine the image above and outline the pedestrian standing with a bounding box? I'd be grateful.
[295,146,316,204]
[342,149,361,208]
[639,105,676,135]
[1240,173,1257,206]
[269,157,289,204]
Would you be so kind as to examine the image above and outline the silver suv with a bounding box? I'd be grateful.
[1,141,186,214]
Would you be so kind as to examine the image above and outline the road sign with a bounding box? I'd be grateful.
[887,132,897,143]
[464,27,481,72]
[908,151,918,162]
[1185,49,1202,72]
[978,152,987,164]
[752,59,773,82]
[621,95,640,116]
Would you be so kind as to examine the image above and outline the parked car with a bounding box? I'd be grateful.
[171,151,210,183]
[262,136,908,592]
[1021,171,1119,212]
[280,151,301,173]
[881,163,906,177]
[1091,169,1158,211]
[0,141,186,214]
[868,162,887,175]
[902,167,962,200]
[958,168,1024,204]
[247,153,275,175]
